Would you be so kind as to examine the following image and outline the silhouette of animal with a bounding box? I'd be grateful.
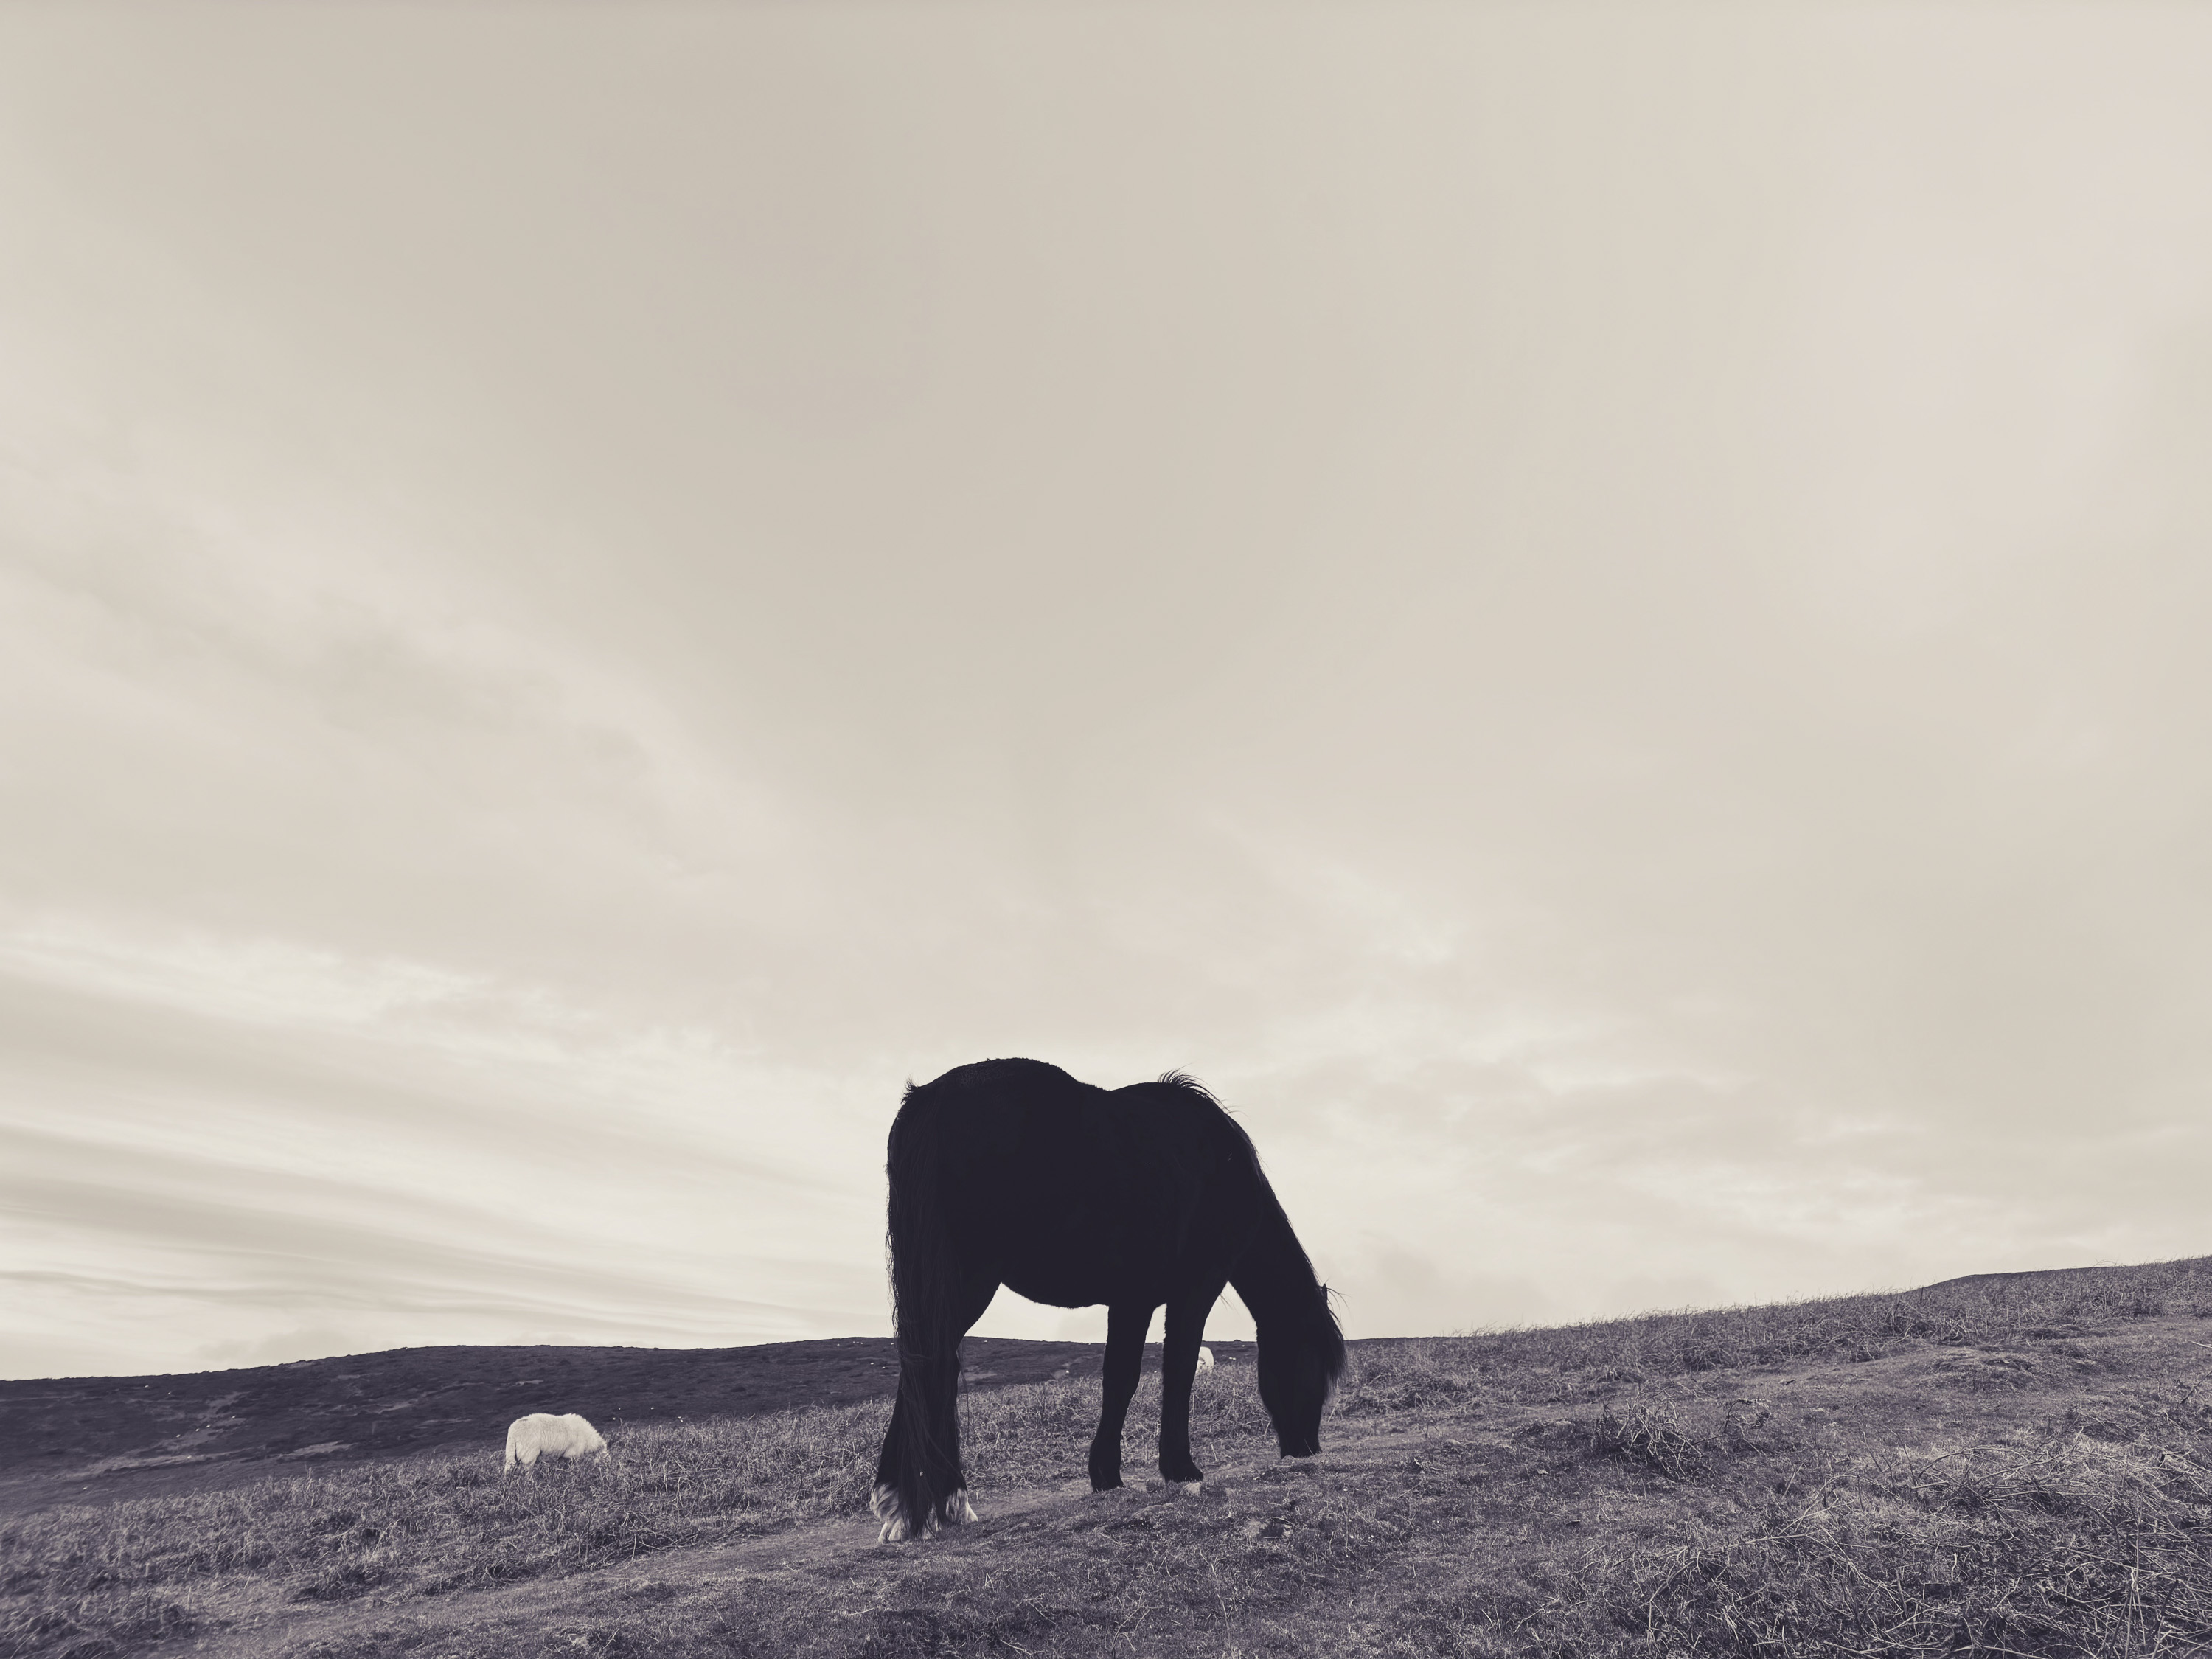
[1197,1345,1215,1376]
[502,1412,609,1474]
[872,1058,1346,1542]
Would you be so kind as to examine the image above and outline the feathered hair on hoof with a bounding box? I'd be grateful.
[870,1481,977,1543]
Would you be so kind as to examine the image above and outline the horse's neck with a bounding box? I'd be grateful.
[1233,1208,1321,1326]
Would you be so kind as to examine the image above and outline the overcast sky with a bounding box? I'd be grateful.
[4,4,2211,1382]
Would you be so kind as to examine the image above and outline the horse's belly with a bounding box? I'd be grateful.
[998,1239,1169,1310]
[957,1155,1187,1310]
[999,1266,1118,1310]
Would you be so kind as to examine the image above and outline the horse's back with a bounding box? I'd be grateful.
[902,1058,1244,1183]
[906,1057,1091,1118]
[897,1058,1263,1305]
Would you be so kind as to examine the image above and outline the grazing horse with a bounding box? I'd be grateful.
[871,1058,1346,1543]
[503,1411,609,1474]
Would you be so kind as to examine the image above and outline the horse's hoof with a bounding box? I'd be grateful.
[869,1484,973,1543]
[869,1484,898,1536]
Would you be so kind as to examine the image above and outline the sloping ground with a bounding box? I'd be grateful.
[10,1257,2212,1655]
[100,1313,2212,1658]
[0,1338,1255,1518]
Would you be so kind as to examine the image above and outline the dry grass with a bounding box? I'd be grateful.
[7,1401,873,1629]
[8,1256,2212,1657]
[1,1367,1273,1655]
[1340,1253,2212,1411]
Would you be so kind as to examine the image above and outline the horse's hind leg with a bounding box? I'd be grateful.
[941,1270,997,1522]
[872,1270,996,1541]
[1088,1301,1152,1491]
[1158,1281,1226,1486]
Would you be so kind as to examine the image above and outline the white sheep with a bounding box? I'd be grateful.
[503,1412,609,1475]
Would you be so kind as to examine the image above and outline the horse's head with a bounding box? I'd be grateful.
[1256,1286,1347,1458]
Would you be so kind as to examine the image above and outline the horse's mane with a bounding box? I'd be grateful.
[1150,1070,1343,1397]
[1155,1068,1221,1106]
[1155,1069,1276,1183]
[1153,1074,1329,1327]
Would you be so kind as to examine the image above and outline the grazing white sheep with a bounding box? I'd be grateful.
[1197,1346,1214,1377]
[503,1412,609,1475]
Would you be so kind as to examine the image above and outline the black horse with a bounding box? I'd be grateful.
[871,1057,1347,1542]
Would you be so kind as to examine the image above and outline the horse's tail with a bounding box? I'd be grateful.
[871,1081,975,1542]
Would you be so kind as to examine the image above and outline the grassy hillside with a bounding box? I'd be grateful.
[7,1256,2212,1657]
[0,1336,1230,1517]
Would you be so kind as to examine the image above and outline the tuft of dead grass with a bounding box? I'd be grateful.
[1580,1398,1731,1480]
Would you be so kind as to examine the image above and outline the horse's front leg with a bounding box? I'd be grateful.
[1088,1301,1152,1491]
[1158,1281,1225,1486]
